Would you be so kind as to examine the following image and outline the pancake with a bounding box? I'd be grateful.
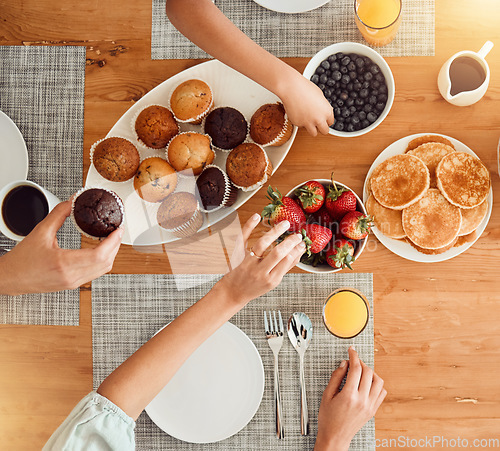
[406,237,457,255]
[458,200,488,236]
[370,154,430,210]
[407,142,454,188]
[436,151,490,209]
[366,194,405,239]
[405,135,455,152]
[402,189,462,249]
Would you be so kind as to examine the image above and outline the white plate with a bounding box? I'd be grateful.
[85,60,296,246]
[0,110,28,190]
[363,133,493,263]
[252,0,329,13]
[145,322,264,443]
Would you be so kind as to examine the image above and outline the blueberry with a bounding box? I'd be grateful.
[334,107,341,116]
[326,78,336,87]
[316,66,326,75]
[349,105,357,114]
[311,74,320,84]
[333,121,344,131]
[336,52,344,59]
[340,66,348,74]
[346,98,354,107]
[361,119,370,128]
[371,89,379,97]
[378,94,388,103]
[325,70,331,77]
[331,62,340,70]
[355,98,365,106]
[358,111,367,120]
[340,92,349,101]
[324,88,333,98]
[340,83,347,90]
[354,82,362,91]
[375,73,385,82]
[321,60,330,70]
[332,70,342,81]
[337,99,344,107]
[347,83,354,91]
[351,116,360,126]
[369,95,377,105]
[349,71,357,80]
[362,81,370,89]
[341,108,350,118]
[350,91,358,99]
[347,61,356,71]
[341,56,351,66]
[350,53,358,61]
[376,102,386,111]
[346,123,355,132]
[369,64,380,74]
[367,112,378,123]
[328,54,337,63]
[364,72,373,81]
[359,88,369,99]
[318,83,325,91]
[335,88,342,95]
[379,85,388,94]
[320,74,328,84]
[372,80,381,89]
[355,58,365,68]
[364,103,373,112]
[345,116,352,124]
[341,74,350,84]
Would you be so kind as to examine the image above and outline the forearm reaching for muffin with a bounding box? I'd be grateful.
[165,0,334,136]
[0,200,122,296]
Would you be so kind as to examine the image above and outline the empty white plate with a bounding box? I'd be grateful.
[145,321,264,443]
[0,110,28,190]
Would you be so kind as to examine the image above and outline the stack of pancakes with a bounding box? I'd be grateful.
[366,135,491,254]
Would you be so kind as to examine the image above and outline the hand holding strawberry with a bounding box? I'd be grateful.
[261,186,306,232]
[340,211,373,240]
[294,180,325,213]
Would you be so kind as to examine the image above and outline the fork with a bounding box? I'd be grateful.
[264,310,285,439]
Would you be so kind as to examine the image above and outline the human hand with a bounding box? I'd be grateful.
[277,69,334,137]
[0,199,123,295]
[315,347,387,451]
[217,213,306,306]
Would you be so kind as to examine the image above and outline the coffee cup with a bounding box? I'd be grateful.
[438,41,493,107]
[0,180,61,241]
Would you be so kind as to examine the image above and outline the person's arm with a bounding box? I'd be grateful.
[0,200,122,295]
[165,0,334,136]
[97,215,305,420]
[315,346,387,451]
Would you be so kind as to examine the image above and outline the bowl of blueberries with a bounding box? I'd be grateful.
[303,42,395,137]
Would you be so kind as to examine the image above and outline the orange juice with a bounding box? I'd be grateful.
[323,288,369,338]
[355,0,402,47]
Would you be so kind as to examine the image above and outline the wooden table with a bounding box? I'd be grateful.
[1,0,500,449]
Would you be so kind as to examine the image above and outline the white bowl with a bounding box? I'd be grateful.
[286,179,368,274]
[303,42,395,137]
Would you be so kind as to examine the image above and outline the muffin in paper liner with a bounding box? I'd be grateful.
[165,131,215,178]
[157,192,204,238]
[196,164,238,213]
[131,104,179,152]
[90,136,140,183]
[201,106,249,153]
[249,102,293,147]
[133,156,178,203]
[226,143,274,192]
[168,79,214,125]
[71,187,125,240]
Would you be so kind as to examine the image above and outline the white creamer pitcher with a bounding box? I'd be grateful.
[438,41,493,106]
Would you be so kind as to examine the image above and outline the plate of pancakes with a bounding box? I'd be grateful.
[363,133,492,263]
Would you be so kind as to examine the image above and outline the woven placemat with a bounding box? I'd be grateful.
[93,273,374,450]
[152,0,434,59]
[0,46,84,325]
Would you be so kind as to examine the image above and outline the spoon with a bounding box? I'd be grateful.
[287,312,313,435]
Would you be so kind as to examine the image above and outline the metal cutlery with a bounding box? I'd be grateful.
[287,312,313,436]
[264,310,285,439]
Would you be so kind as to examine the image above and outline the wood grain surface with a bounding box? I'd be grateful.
[1,0,500,449]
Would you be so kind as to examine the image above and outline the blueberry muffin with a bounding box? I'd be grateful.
[170,79,213,124]
[167,132,214,176]
[134,157,178,203]
[91,137,140,182]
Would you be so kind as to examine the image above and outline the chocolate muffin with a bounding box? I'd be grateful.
[72,188,124,238]
[134,157,178,203]
[157,192,203,238]
[170,79,213,124]
[250,102,293,147]
[134,105,179,149]
[167,132,214,176]
[226,143,273,191]
[196,165,238,212]
[203,107,247,151]
[91,137,140,182]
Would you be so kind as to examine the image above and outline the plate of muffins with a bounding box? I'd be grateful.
[363,133,493,263]
[85,60,297,245]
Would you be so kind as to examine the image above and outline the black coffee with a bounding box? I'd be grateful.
[2,185,49,236]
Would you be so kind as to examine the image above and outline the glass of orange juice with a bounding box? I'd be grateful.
[354,0,402,47]
[322,288,370,339]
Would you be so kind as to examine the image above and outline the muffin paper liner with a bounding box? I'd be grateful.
[70,186,125,241]
[201,105,249,153]
[131,104,180,152]
[158,199,204,238]
[133,156,178,203]
[89,136,140,184]
[196,164,239,213]
[165,131,215,179]
[168,79,214,125]
[249,103,293,147]
[229,144,273,192]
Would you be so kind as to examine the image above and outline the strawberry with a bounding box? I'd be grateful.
[309,206,333,227]
[294,181,325,213]
[261,186,306,232]
[325,174,357,220]
[339,211,373,240]
[301,224,332,255]
[326,238,355,269]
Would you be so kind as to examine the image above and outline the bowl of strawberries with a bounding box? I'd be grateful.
[261,175,372,273]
